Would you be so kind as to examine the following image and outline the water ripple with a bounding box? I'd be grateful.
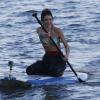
[0,0,100,100]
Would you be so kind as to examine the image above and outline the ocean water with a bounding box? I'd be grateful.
[0,0,100,100]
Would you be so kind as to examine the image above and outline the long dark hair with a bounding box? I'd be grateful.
[41,9,53,21]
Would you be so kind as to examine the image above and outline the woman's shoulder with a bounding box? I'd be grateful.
[53,26,62,33]
[37,27,42,33]
[36,27,45,36]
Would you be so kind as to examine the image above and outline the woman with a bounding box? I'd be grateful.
[26,9,69,77]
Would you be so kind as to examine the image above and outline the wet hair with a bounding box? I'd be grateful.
[41,9,53,21]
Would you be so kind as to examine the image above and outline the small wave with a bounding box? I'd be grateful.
[16,10,37,17]
[68,24,85,27]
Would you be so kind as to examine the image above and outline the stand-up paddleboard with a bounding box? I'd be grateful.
[25,72,88,86]
[0,61,88,90]
[0,72,88,90]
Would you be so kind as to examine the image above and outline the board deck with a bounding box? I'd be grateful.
[25,72,88,86]
[0,72,88,90]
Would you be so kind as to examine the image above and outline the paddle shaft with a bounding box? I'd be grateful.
[33,13,83,82]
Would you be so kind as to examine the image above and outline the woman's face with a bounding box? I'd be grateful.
[43,15,53,27]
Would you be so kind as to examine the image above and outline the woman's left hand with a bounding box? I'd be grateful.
[63,55,68,62]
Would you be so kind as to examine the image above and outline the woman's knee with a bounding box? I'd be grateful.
[26,66,33,75]
[26,61,43,75]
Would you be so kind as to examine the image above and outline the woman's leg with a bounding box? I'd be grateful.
[26,61,44,75]
[43,54,67,77]
[26,54,66,76]
[46,63,66,77]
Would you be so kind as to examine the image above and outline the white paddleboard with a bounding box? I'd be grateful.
[25,72,88,86]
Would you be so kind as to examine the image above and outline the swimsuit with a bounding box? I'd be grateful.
[39,32,60,47]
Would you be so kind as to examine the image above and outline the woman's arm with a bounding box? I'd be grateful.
[57,28,70,60]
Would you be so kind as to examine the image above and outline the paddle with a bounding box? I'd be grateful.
[32,12,85,82]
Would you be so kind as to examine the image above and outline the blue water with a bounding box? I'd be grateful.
[0,0,100,99]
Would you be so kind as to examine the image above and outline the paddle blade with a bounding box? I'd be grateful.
[77,72,88,83]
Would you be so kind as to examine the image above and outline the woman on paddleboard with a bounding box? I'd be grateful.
[26,8,69,77]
